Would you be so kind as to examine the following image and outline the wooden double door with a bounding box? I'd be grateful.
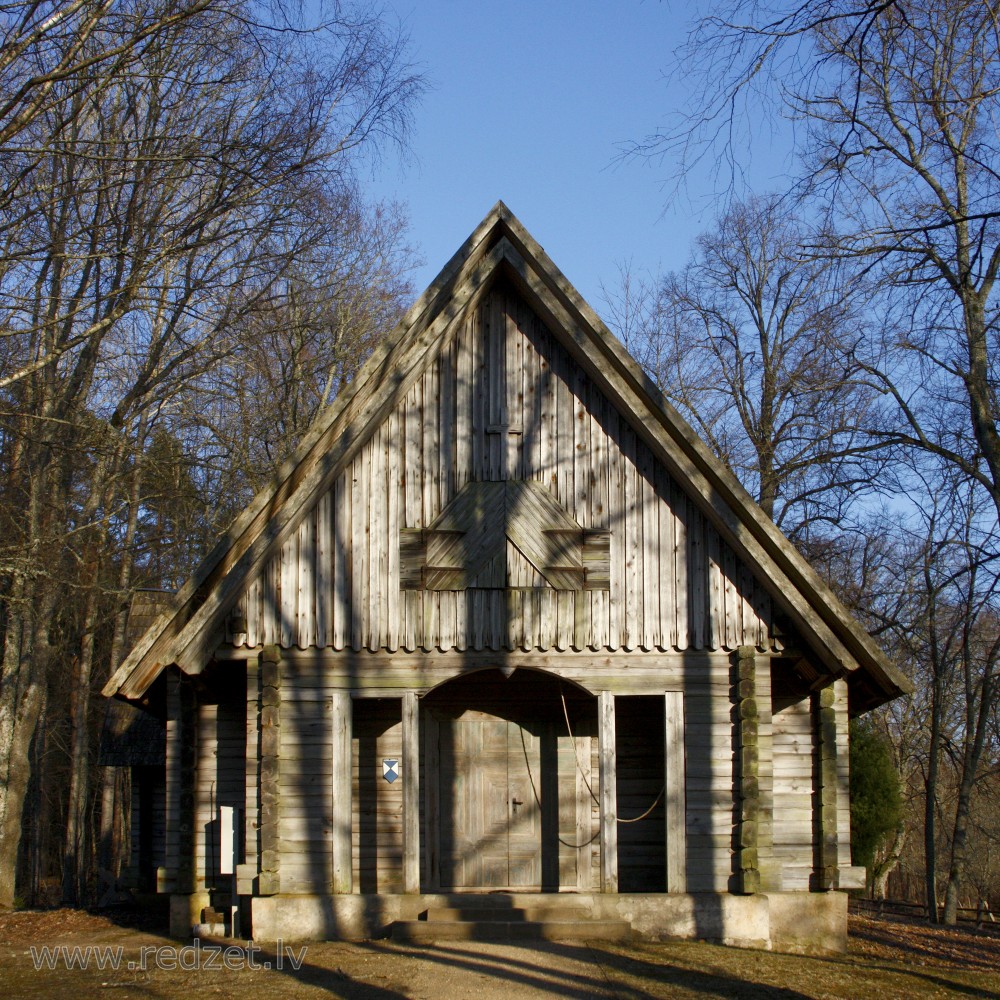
[437,712,545,889]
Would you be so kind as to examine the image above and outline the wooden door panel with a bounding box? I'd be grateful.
[507,723,541,887]
[438,715,543,889]
[440,717,511,888]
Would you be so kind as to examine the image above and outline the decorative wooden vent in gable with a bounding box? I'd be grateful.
[400,480,610,591]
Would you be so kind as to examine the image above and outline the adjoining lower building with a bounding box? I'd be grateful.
[103,203,909,953]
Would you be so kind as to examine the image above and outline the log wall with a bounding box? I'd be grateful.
[222,652,760,896]
[162,279,856,900]
[772,696,814,891]
[771,679,850,890]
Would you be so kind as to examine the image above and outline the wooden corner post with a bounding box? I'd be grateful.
[175,675,198,894]
[238,658,259,895]
[402,692,421,893]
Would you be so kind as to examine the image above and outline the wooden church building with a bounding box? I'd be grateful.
[103,204,908,952]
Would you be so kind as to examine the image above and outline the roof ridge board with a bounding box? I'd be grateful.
[497,234,906,693]
[105,205,512,699]
[141,236,509,691]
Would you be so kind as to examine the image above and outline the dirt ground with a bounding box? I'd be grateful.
[0,904,997,999]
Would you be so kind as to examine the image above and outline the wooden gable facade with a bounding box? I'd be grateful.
[104,204,908,952]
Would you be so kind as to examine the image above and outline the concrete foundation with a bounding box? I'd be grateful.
[767,891,848,954]
[169,891,212,938]
[248,891,849,954]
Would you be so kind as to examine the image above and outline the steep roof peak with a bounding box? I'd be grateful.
[104,204,909,713]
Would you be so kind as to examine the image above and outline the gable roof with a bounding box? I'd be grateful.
[103,201,910,712]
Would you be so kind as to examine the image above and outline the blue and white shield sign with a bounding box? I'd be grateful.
[382,758,399,784]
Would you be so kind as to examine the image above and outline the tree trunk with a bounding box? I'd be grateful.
[0,604,49,909]
[924,678,943,923]
[62,583,101,906]
[97,767,123,878]
[871,823,906,900]
[24,687,48,907]
[98,423,146,890]
[942,646,997,926]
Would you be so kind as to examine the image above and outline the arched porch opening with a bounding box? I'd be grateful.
[421,667,598,892]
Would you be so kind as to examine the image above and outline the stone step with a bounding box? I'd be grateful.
[422,905,592,923]
[391,919,631,944]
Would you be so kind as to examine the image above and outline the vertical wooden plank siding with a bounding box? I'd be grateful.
[402,692,421,893]
[673,482,689,649]
[279,536,295,649]
[331,691,352,893]
[235,281,783,656]
[598,690,618,892]
[297,516,313,649]
[316,492,331,648]
[386,410,400,653]
[333,473,349,651]
[664,690,687,892]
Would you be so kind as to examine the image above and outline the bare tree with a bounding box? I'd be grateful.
[606,194,880,540]
[886,471,1000,922]
[627,2,913,195]
[0,1,215,150]
[644,0,1000,925]
[643,0,1000,531]
[0,0,420,908]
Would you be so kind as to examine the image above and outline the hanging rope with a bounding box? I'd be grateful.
[561,687,598,805]
[508,683,667,853]
[517,721,600,849]
[559,685,665,825]
[617,784,665,824]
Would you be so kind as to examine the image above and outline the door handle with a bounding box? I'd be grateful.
[511,798,524,810]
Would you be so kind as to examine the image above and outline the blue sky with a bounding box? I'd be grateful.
[368,1,796,312]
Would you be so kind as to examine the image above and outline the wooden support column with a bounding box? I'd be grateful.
[258,646,281,896]
[598,690,618,893]
[812,684,839,891]
[733,646,760,894]
[402,691,421,893]
[175,675,198,894]
[236,659,259,896]
[331,691,353,894]
[664,690,687,893]
[424,711,441,890]
[161,677,179,893]
[575,732,594,891]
